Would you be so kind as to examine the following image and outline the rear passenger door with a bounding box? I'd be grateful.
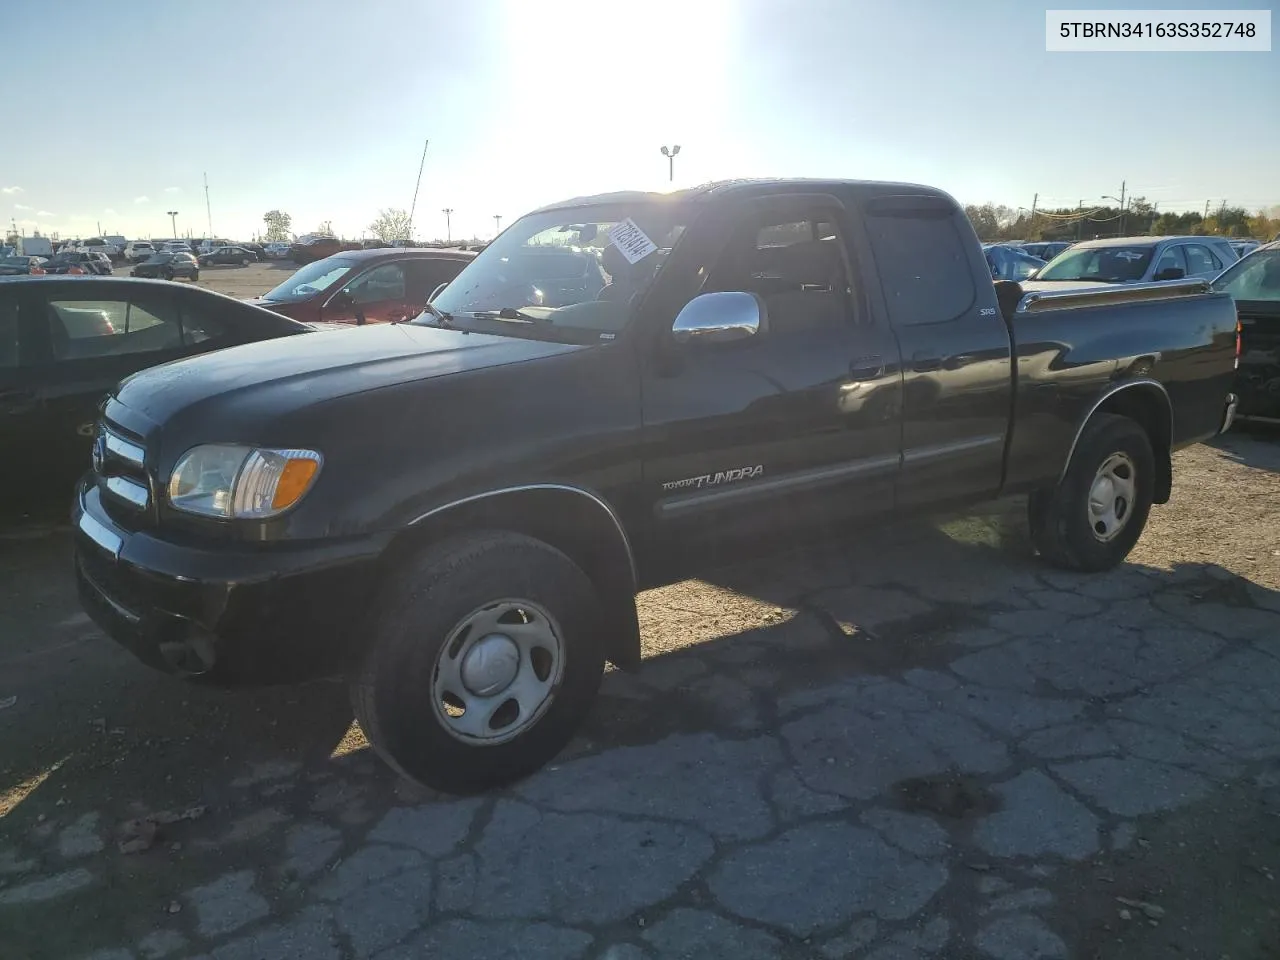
[24,282,190,485]
[1152,244,1188,281]
[860,195,1014,508]
[1184,243,1224,279]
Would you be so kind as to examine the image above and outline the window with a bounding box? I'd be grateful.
[702,208,853,334]
[179,299,231,345]
[0,297,20,368]
[403,258,466,303]
[348,263,405,304]
[44,297,182,360]
[865,208,975,325]
[1184,244,1222,276]
[1153,245,1187,277]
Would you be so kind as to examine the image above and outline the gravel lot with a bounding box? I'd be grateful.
[2,269,1279,958]
[112,259,296,300]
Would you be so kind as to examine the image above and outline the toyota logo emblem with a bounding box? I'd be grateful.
[91,434,106,473]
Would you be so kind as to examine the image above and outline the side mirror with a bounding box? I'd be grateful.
[671,292,764,345]
[1154,267,1185,281]
[330,289,354,308]
[428,282,448,302]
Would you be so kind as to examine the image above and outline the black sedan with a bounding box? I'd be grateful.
[0,256,47,276]
[198,245,256,267]
[131,251,200,281]
[0,276,314,516]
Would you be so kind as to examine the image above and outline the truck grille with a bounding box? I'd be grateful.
[94,418,154,528]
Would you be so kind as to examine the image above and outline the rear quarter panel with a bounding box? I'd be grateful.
[1004,292,1238,492]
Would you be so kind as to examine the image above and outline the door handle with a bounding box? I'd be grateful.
[911,352,942,372]
[848,355,885,381]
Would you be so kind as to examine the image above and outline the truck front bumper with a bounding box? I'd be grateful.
[73,480,391,685]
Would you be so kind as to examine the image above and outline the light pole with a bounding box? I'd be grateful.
[166,210,179,238]
[1101,179,1126,235]
[493,214,502,236]
[441,208,453,244]
[660,144,681,182]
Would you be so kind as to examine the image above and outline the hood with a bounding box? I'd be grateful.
[245,296,310,320]
[113,323,585,430]
[1018,279,1122,294]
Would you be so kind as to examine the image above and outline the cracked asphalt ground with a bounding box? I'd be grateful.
[2,432,1279,960]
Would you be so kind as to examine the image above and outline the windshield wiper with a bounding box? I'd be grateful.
[468,306,545,323]
[420,302,454,327]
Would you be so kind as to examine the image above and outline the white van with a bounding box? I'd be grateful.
[15,236,53,258]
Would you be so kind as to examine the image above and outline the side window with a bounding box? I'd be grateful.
[864,210,976,326]
[179,298,231,345]
[1153,245,1187,276]
[403,258,463,303]
[0,297,20,368]
[44,297,182,361]
[704,206,854,334]
[348,263,406,304]
[1184,244,1219,275]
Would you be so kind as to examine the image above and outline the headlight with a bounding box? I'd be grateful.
[168,444,322,519]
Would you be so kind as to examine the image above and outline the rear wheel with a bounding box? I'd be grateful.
[1028,413,1154,572]
[162,268,174,281]
[190,269,199,281]
[351,531,605,794]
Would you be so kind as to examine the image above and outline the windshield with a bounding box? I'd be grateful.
[144,254,172,264]
[1036,245,1155,282]
[263,258,355,302]
[422,203,687,336]
[1212,248,1280,303]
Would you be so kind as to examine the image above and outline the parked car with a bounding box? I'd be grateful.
[1231,239,1261,260]
[982,243,1047,281]
[1212,241,1280,423]
[0,276,314,514]
[123,241,156,263]
[72,237,124,259]
[287,236,346,264]
[130,252,200,281]
[198,245,256,267]
[1024,235,1239,291]
[238,242,267,261]
[0,255,48,276]
[1019,241,1074,261]
[70,178,1240,793]
[197,238,235,255]
[158,241,194,255]
[104,236,129,259]
[44,252,112,275]
[264,242,292,259]
[248,248,475,325]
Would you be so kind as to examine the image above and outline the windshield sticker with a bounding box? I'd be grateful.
[1115,251,1145,261]
[608,218,659,264]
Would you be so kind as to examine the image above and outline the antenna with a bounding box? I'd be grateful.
[407,139,429,243]
[204,172,213,236]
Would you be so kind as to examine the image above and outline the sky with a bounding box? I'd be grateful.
[2,0,1277,243]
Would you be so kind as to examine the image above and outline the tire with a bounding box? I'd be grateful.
[242,258,251,266]
[162,268,174,281]
[1028,413,1154,572]
[351,531,605,794]
[190,270,199,281]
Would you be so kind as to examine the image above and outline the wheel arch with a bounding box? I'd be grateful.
[383,484,642,670]
[1061,379,1173,503]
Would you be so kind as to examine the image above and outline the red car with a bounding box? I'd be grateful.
[248,248,476,326]
[287,236,356,264]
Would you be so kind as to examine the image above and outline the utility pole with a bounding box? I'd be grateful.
[1029,193,1037,239]
[1076,200,1084,242]
[204,172,213,236]
[1118,180,1126,236]
[167,210,179,238]
[1204,199,1210,220]
[96,220,102,236]
[441,208,453,244]
[660,144,681,182]
[493,214,502,236]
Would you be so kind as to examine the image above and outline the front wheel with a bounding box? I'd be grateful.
[1029,413,1154,572]
[351,531,604,794]
[190,270,199,281]
[162,268,174,281]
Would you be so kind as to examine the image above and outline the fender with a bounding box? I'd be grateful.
[1059,378,1173,488]
[406,483,643,669]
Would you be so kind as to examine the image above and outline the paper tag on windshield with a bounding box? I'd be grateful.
[608,218,659,264]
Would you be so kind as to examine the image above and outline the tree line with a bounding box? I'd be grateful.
[963,200,1279,244]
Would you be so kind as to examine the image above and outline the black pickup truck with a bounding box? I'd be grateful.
[72,179,1240,792]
